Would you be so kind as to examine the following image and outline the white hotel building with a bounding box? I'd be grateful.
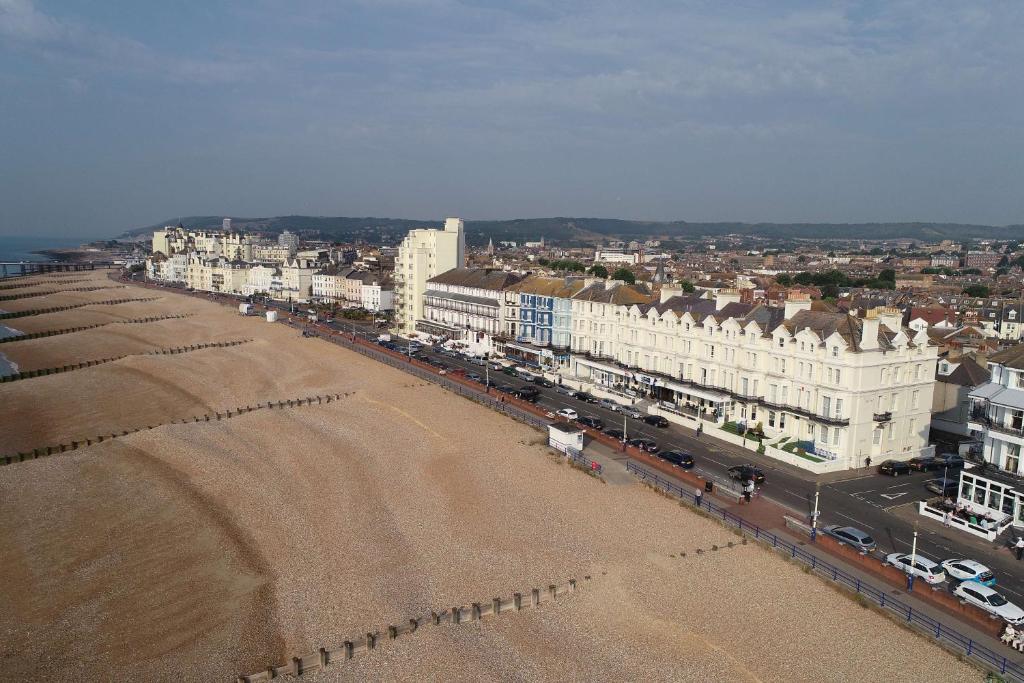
[570,285,937,469]
[966,345,1024,528]
[394,218,465,334]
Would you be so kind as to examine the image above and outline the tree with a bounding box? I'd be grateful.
[793,272,814,285]
[587,264,608,278]
[775,273,792,287]
[680,280,695,293]
[537,257,549,266]
[611,267,636,284]
[963,284,990,298]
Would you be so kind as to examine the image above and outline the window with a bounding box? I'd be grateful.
[912,390,919,409]
[768,411,776,427]
[873,429,882,445]
[832,428,840,446]
[778,337,785,347]
[835,398,843,418]
[820,425,829,442]
[822,396,832,416]
[832,346,838,358]
[1006,444,1020,474]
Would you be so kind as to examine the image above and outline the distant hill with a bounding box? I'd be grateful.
[125,216,1024,246]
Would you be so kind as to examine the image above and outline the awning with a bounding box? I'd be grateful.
[506,342,554,358]
[970,383,1005,400]
[574,356,630,377]
[971,384,1024,410]
[662,380,729,403]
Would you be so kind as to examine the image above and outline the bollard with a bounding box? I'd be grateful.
[388,625,398,639]
[318,648,328,667]
[549,585,557,601]
[569,579,576,593]
[513,593,522,611]
[366,633,376,650]
[344,641,354,659]
[531,589,540,607]
[408,618,418,633]
[471,603,481,621]
[266,667,275,679]
[452,607,460,624]
[291,657,301,676]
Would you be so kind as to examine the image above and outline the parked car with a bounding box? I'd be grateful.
[728,465,765,484]
[495,384,515,393]
[879,460,911,476]
[577,416,605,430]
[516,370,536,381]
[533,377,554,388]
[627,438,659,453]
[952,583,1024,624]
[573,391,599,403]
[642,414,670,428]
[512,387,540,402]
[556,408,578,420]
[466,373,482,383]
[937,454,966,469]
[822,525,877,553]
[925,479,959,497]
[468,356,486,366]
[598,398,621,412]
[884,553,946,584]
[603,428,625,440]
[908,456,941,472]
[941,559,996,586]
[621,407,644,420]
[659,450,695,469]
[554,385,575,396]
[502,366,519,376]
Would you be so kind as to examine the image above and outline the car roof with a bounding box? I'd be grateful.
[836,526,871,539]
[899,554,939,568]
[961,583,998,596]
[947,559,988,571]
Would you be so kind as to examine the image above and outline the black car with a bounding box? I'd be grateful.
[627,437,659,453]
[878,459,911,476]
[573,391,599,403]
[643,415,670,428]
[728,465,765,484]
[502,366,519,376]
[512,387,540,402]
[603,428,625,440]
[908,456,940,472]
[937,454,966,469]
[577,416,605,430]
[533,377,555,388]
[496,384,516,393]
[659,450,695,469]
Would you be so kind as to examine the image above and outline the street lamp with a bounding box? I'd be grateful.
[907,527,919,591]
[811,483,821,541]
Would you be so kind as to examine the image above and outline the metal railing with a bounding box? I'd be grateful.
[625,461,1024,680]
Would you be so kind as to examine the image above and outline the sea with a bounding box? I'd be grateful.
[0,235,96,375]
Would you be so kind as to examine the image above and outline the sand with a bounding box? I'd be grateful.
[0,271,979,682]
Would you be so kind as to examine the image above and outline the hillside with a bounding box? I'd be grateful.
[125,216,1024,245]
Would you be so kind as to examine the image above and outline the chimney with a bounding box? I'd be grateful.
[660,285,683,304]
[715,289,741,310]
[861,309,880,350]
[783,293,812,319]
[878,306,903,332]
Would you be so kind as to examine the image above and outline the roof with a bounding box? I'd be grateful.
[990,344,1024,370]
[939,357,990,387]
[423,289,499,307]
[510,275,586,299]
[572,282,654,305]
[428,268,522,291]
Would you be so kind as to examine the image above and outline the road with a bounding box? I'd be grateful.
[217,296,1024,604]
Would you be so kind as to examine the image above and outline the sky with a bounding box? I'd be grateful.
[1,0,1023,238]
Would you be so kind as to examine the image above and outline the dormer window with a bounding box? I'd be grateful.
[778,337,785,348]
[831,346,839,357]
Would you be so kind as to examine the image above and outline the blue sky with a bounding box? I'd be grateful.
[1,0,1023,237]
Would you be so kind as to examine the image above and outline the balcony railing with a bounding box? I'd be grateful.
[873,411,892,423]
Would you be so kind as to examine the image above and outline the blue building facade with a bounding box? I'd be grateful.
[507,276,584,368]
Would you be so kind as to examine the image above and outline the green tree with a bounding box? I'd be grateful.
[611,267,636,284]
[793,272,814,285]
[587,264,608,278]
[680,280,695,293]
[537,257,549,266]
[775,273,792,286]
[963,284,990,297]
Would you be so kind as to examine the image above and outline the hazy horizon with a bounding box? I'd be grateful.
[2,1,1022,238]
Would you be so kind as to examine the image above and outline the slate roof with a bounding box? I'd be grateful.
[990,344,1024,370]
[573,282,655,305]
[428,268,523,291]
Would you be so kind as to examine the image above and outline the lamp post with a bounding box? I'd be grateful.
[811,484,821,541]
[485,354,490,394]
[622,413,628,451]
[907,527,918,591]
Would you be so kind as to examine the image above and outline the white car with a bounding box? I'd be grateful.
[885,553,946,584]
[556,408,578,420]
[940,559,996,586]
[953,583,1024,624]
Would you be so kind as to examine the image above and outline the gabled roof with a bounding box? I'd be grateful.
[510,275,586,298]
[573,282,654,305]
[990,344,1024,370]
[428,268,522,291]
[939,357,991,386]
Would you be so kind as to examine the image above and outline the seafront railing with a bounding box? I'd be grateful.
[626,461,1024,681]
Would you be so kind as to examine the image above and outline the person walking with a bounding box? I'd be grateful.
[696,423,703,438]
[865,456,872,468]
[743,479,754,504]
[943,511,952,527]
[695,487,703,509]
[1015,536,1024,561]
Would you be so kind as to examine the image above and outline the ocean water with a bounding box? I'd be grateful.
[0,235,94,277]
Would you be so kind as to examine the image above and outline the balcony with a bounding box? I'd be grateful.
[873,411,892,423]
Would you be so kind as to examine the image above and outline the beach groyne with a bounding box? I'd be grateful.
[0,278,92,290]
[0,285,124,302]
[0,339,254,384]
[0,314,193,344]
[1,391,352,465]
[0,297,160,320]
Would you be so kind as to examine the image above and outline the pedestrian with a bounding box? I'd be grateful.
[695,487,703,508]
[1015,537,1024,561]
[696,423,703,438]
[743,479,753,504]
[865,456,872,468]
[943,511,951,527]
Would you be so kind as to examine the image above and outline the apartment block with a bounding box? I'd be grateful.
[394,218,465,333]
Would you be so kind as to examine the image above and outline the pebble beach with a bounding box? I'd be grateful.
[0,271,980,682]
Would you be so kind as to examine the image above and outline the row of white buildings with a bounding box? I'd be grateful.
[146,225,393,311]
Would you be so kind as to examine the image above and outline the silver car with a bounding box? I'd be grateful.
[823,525,877,553]
[598,398,621,412]
[621,407,643,419]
